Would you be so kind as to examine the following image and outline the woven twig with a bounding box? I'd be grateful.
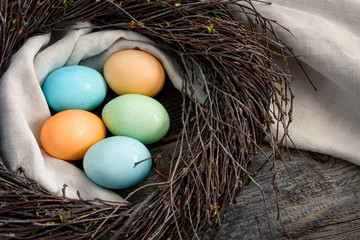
[0,1,294,239]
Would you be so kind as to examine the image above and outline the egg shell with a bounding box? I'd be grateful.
[102,94,170,144]
[103,49,165,97]
[40,109,106,161]
[42,65,107,112]
[83,136,152,189]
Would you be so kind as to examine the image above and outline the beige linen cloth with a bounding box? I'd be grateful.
[1,1,360,201]
[231,0,360,164]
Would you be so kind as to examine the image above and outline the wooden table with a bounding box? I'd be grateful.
[205,145,360,240]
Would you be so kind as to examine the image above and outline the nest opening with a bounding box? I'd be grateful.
[71,75,184,202]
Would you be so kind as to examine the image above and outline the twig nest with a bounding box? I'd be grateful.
[0,1,294,239]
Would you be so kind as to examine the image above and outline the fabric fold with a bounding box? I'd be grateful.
[231,1,360,165]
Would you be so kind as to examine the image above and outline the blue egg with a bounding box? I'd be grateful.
[42,65,107,112]
[83,136,152,189]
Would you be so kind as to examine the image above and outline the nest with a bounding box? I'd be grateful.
[0,0,294,239]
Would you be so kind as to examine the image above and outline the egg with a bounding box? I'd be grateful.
[42,65,107,112]
[83,136,152,189]
[103,49,165,97]
[40,109,106,161]
[102,94,170,144]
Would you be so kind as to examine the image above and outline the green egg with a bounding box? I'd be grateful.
[102,94,170,144]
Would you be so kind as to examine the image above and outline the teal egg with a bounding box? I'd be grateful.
[83,136,152,189]
[42,65,107,112]
[102,94,170,144]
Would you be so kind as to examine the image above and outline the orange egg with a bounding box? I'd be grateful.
[103,49,165,97]
[40,109,106,161]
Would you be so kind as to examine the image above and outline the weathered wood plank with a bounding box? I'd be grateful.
[205,146,360,239]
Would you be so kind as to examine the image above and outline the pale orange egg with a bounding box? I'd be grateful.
[40,109,106,161]
[103,49,165,97]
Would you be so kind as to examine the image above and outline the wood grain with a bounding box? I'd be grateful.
[204,146,360,240]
